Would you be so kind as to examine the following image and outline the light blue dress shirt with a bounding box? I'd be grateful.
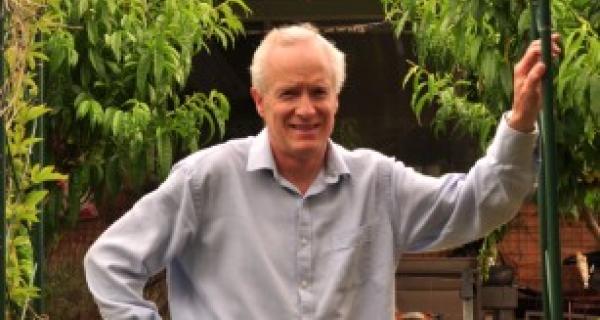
[84,118,537,319]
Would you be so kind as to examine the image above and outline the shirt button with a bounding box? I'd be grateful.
[301,280,308,288]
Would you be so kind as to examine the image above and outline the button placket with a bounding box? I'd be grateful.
[296,198,314,317]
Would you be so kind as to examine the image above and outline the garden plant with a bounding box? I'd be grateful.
[44,0,249,228]
[382,0,600,274]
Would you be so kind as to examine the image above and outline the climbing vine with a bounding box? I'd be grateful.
[1,0,67,317]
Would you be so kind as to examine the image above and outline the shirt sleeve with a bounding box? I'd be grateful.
[391,115,538,253]
[84,166,198,319]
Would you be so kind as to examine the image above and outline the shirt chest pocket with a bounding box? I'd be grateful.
[324,222,378,289]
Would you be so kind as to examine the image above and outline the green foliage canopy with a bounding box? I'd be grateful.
[45,0,249,198]
[383,0,600,217]
[382,0,600,276]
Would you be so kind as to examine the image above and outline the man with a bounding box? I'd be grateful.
[85,24,561,319]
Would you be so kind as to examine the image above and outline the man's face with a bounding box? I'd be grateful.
[251,39,339,162]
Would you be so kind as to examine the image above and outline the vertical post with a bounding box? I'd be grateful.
[31,31,45,314]
[0,2,6,319]
[537,0,564,318]
[529,1,551,318]
[536,150,550,317]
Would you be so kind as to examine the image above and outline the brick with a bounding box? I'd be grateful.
[498,203,599,293]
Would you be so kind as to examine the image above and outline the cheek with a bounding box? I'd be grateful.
[264,107,288,128]
[326,103,338,119]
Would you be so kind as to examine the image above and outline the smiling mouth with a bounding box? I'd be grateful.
[289,123,320,131]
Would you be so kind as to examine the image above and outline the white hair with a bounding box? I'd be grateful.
[249,23,346,94]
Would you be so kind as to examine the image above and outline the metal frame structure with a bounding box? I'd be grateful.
[532,0,564,318]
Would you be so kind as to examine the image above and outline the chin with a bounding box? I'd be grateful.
[290,142,326,158]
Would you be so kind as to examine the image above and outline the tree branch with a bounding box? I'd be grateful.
[581,205,600,244]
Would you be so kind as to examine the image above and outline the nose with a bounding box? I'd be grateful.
[295,92,316,117]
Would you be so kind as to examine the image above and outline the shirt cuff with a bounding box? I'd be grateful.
[486,112,538,165]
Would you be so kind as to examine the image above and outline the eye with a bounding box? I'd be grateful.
[279,88,300,100]
[310,87,329,99]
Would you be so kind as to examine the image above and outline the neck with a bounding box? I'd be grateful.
[273,148,327,195]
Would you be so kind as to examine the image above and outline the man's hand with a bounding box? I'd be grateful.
[510,33,561,132]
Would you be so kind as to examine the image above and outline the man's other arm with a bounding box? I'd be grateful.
[84,166,198,319]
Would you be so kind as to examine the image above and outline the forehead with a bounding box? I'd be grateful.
[263,40,334,91]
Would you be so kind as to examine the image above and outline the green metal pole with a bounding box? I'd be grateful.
[0,2,6,319]
[529,1,551,318]
[536,146,551,316]
[537,0,564,318]
[31,31,45,314]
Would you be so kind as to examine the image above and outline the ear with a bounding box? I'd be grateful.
[250,87,265,118]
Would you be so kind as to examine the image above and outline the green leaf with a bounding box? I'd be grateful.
[394,10,411,37]
[590,75,600,119]
[88,49,107,78]
[156,128,173,179]
[103,107,117,135]
[500,66,512,100]
[136,52,151,98]
[583,188,600,210]
[415,90,435,125]
[113,33,122,61]
[90,100,105,128]
[112,110,125,137]
[12,236,31,248]
[76,100,91,120]
[25,106,51,122]
[30,165,67,184]
[86,19,99,45]
[153,44,165,85]
[74,91,88,106]
[105,60,122,74]
[410,80,428,123]
[517,8,531,37]
[469,37,482,66]
[480,51,497,88]
[198,108,216,144]
[403,65,420,89]
[24,190,48,208]
[226,0,252,15]
[106,0,117,15]
[213,28,229,48]
[78,0,89,18]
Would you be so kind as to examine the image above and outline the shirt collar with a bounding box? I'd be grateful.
[246,128,351,182]
[246,129,277,172]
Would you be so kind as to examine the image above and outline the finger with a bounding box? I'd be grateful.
[524,63,547,89]
[551,33,562,53]
[532,34,561,52]
[552,43,561,53]
[531,39,560,55]
[515,45,543,76]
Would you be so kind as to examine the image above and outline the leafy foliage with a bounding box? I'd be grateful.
[44,0,248,215]
[383,0,600,273]
[2,0,68,317]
